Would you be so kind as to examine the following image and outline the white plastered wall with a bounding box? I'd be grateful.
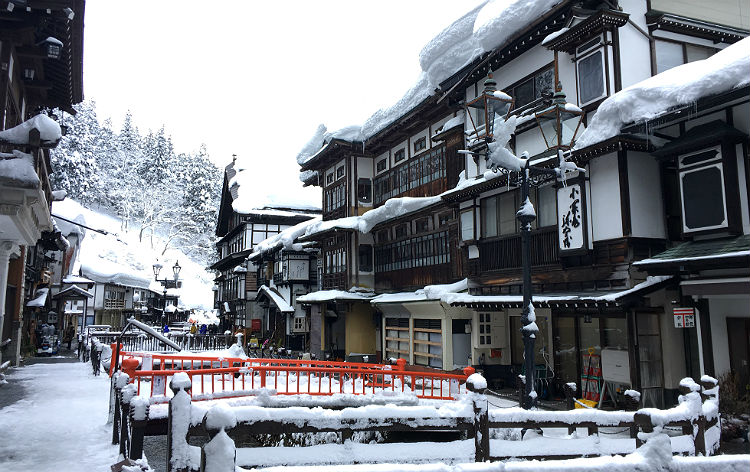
[588,153,623,241]
[708,295,750,377]
[628,152,666,239]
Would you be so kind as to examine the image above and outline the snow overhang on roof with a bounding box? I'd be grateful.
[27,288,49,307]
[445,276,674,309]
[371,279,470,305]
[297,289,375,304]
[257,285,295,313]
[62,274,94,285]
[0,150,40,189]
[646,11,748,44]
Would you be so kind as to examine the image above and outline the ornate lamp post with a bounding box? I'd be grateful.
[466,73,514,143]
[465,77,584,409]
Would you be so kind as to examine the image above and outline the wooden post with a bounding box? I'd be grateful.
[167,374,193,472]
[129,397,149,460]
[563,382,576,435]
[119,384,136,458]
[623,390,641,439]
[634,411,653,449]
[200,405,236,472]
[466,370,489,463]
[111,372,129,445]
[699,376,719,455]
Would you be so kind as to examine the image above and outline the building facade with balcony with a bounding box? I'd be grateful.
[0,1,85,366]
[212,159,320,333]
[291,0,748,406]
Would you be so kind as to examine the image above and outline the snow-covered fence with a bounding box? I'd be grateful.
[90,331,232,352]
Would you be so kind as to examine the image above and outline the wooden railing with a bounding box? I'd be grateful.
[478,227,558,272]
[112,353,473,403]
[91,332,232,352]
[110,374,722,471]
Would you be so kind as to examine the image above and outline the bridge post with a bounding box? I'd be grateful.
[119,384,136,458]
[465,368,489,462]
[111,372,129,445]
[200,404,237,472]
[167,372,193,472]
[129,396,149,460]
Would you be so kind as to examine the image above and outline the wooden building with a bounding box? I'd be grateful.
[290,0,749,407]
[0,1,85,365]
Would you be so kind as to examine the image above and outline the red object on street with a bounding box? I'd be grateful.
[251,319,261,332]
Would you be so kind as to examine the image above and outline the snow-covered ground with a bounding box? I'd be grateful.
[0,361,118,471]
[53,198,214,310]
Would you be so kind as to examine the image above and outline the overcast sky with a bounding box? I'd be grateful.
[83,1,481,203]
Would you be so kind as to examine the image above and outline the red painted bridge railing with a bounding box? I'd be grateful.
[112,349,474,403]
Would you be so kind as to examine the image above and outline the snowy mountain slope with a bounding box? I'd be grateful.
[52,198,214,310]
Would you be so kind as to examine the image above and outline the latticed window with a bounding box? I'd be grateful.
[375,230,450,272]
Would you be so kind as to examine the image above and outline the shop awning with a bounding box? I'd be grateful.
[258,285,295,313]
[634,235,750,275]
[680,277,750,297]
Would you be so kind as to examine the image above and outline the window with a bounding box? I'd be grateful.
[375,231,450,272]
[414,137,426,153]
[481,187,555,237]
[508,66,554,109]
[293,316,307,332]
[576,38,606,106]
[413,318,442,368]
[460,209,474,241]
[478,313,492,346]
[336,165,345,179]
[324,182,346,213]
[376,158,387,173]
[394,148,405,163]
[415,217,429,234]
[655,39,716,74]
[357,178,372,204]
[358,244,373,272]
[394,224,408,239]
[377,229,389,243]
[438,211,453,227]
[373,146,446,205]
[679,146,728,233]
[326,172,334,185]
[104,286,125,310]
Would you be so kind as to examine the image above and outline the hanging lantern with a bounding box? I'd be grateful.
[152,262,163,280]
[534,89,584,151]
[40,37,63,60]
[172,260,182,280]
[465,73,514,143]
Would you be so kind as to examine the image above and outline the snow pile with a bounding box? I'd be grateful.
[361,73,435,139]
[297,124,364,166]
[0,150,40,188]
[487,115,526,172]
[297,289,376,303]
[575,37,750,150]
[52,198,215,310]
[251,216,322,256]
[466,373,487,391]
[0,113,62,144]
[303,195,441,239]
[373,279,468,304]
[205,402,238,431]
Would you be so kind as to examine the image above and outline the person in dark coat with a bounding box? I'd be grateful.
[199,324,207,335]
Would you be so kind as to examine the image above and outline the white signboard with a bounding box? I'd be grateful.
[557,183,585,252]
[153,375,167,396]
[673,308,696,328]
[288,260,310,280]
[601,348,631,385]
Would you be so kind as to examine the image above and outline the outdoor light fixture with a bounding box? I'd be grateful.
[39,37,63,60]
[534,87,584,151]
[465,72,514,143]
[152,262,163,281]
[23,68,35,80]
[172,260,181,280]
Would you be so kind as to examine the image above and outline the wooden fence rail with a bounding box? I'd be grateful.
[90,332,232,352]
[109,373,721,471]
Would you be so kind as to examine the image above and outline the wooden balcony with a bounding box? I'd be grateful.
[477,227,558,273]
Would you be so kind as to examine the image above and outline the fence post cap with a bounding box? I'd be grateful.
[466,373,487,393]
[170,371,192,393]
[203,403,237,439]
[463,366,476,377]
[395,358,407,370]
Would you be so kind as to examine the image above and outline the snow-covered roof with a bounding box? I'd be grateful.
[249,216,322,259]
[302,196,442,240]
[445,276,672,306]
[371,279,469,304]
[0,114,62,145]
[27,288,49,307]
[297,289,375,304]
[298,0,565,166]
[226,160,321,215]
[575,37,750,150]
[52,285,93,299]
[0,150,40,188]
[258,285,294,313]
[62,274,94,285]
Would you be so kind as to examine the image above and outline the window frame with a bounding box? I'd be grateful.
[575,36,607,107]
[678,146,729,234]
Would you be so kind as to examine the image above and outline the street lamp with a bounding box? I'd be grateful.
[466,73,514,143]
[172,260,181,280]
[464,78,584,410]
[152,262,163,281]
